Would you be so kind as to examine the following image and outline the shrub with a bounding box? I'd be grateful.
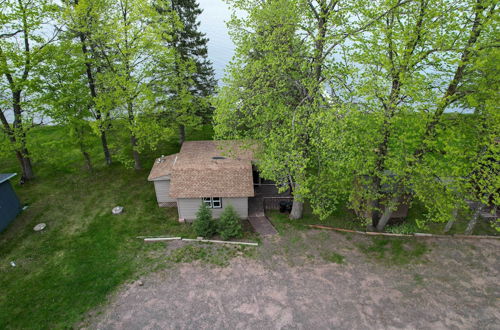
[218,205,243,240]
[193,203,216,238]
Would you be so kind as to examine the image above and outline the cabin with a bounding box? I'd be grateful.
[0,173,21,232]
[148,141,256,221]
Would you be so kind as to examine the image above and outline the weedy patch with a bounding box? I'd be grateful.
[320,251,345,264]
[413,274,424,285]
[315,231,330,241]
[166,243,255,267]
[357,237,428,266]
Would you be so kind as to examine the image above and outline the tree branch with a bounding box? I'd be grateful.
[0,30,23,39]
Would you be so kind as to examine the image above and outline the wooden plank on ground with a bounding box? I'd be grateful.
[307,225,500,239]
[144,237,182,242]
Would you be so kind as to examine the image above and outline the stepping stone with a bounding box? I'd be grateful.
[33,223,46,231]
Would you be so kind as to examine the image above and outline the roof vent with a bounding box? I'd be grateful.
[212,156,226,160]
[157,155,166,163]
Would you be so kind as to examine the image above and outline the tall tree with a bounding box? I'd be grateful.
[215,0,314,219]
[215,0,394,219]
[309,0,498,230]
[0,0,57,180]
[62,0,114,166]
[37,39,95,171]
[154,0,216,144]
[91,0,176,169]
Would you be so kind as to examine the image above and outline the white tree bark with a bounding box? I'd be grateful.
[376,196,400,231]
[465,204,484,235]
[444,207,459,233]
[289,198,304,220]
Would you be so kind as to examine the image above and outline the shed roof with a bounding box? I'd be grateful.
[148,140,256,198]
[0,173,16,185]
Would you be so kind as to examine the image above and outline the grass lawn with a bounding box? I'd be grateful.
[0,124,212,328]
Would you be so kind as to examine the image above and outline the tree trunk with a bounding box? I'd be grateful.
[371,177,382,228]
[179,124,186,145]
[375,196,399,231]
[126,101,141,170]
[78,31,113,166]
[10,90,35,181]
[82,151,92,171]
[79,140,93,171]
[444,207,459,233]
[100,131,112,165]
[1,110,34,180]
[130,134,141,170]
[465,203,484,235]
[16,150,34,181]
[411,2,488,164]
[289,198,303,220]
[288,179,303,219]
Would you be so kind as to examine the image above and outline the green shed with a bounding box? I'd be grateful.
[0,173,21,232]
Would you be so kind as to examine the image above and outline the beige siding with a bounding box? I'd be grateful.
[153,180,176,204]
[177,197,248,221]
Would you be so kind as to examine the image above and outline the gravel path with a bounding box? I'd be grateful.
[87,231,500,330]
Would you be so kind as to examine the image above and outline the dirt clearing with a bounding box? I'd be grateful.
[86,230,500,329]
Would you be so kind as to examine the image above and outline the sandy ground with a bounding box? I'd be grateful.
[86,230,500,330]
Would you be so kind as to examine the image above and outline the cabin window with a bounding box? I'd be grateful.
[202,197,222,209]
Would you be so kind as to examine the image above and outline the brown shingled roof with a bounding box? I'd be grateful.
[147,154,178,181]
[148,140,256,198]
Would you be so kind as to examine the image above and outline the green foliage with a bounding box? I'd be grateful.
[159,0,216,113]
[151,0,216,144]
[216,0,499,230]
[218,205,243,240]
[0,0,59,178]
[215,0,325,218]
[193,203,216,238]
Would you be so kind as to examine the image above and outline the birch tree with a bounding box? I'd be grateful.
[310,0,498,230]
[91,0,176,169]
[0,0,58,180]
[214,0,404,219]
[61,0,114,165]
[37,40,95,170]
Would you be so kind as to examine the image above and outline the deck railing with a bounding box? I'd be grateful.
[263,196,294,211]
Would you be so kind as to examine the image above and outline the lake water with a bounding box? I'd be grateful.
[198,0,235,82]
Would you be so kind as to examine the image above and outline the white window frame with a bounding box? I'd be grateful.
[202,197,222,209]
